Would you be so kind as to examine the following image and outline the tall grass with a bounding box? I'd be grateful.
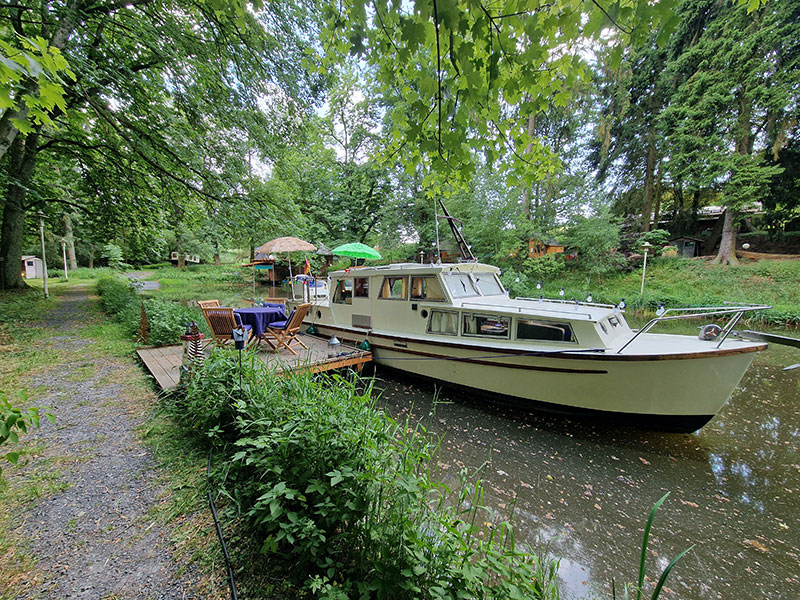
[168,351,561,599]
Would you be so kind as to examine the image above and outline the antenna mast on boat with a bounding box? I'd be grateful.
[436,199,476,262]
[433,198,441,264]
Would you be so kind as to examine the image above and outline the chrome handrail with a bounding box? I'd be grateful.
[461,298,599,319]
[616,304,771,354]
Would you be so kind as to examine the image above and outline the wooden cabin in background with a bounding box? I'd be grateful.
[528,237,565,259]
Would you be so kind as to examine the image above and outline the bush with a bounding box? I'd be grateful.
[120,298,205,346]
[172,353,559,599]
[96,274,138,317]
[101,243,128,270]
[523,254,565,281]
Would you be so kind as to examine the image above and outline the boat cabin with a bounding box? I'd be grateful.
[319,263,631,351]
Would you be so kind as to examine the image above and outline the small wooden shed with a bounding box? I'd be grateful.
[671,236,704,258]
[21,255,44,279]
[528,237,565,259]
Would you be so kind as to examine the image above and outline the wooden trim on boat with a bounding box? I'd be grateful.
[308,322,767,362]
[367,342,608,374]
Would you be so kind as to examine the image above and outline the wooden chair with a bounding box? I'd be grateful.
[198,299,221,309]
[262,303,311,354]
[201,306,253,348]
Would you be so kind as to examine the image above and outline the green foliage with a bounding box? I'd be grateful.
[121,298,205,346]
[96,274,138,317]
[322,0,677,188]
[171,352,560,598]
[562,211,625,274]
[0,391,53,475]
[635,229,672,255]
[96,273,206,345]
[0,34,75,134]
[101,243,127,270]
[524,254,566,282]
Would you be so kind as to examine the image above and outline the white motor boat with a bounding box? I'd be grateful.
[291,261,768,432]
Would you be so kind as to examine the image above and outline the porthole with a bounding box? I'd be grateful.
[421,309,429,318]
[316,310,322,319]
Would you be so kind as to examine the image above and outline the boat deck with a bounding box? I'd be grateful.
[136,333,372,391]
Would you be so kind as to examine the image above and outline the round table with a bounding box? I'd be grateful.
[234,305,286,338]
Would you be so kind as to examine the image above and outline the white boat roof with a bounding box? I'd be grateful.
[331,262,500,276]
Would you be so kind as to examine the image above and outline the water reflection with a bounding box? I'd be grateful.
[373,337,800,600]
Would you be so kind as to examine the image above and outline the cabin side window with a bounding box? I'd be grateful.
[379,276,407,300]
[354,277,369,298]
[410,276,445,301]
[462,314,510,338]
[427,310,458,335]
[516,319,575,343]
[332,279,353,304]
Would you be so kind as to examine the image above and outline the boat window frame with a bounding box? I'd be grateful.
[332,278,353,305]
[426,309,460,336]
[515,318,577,344]
[472,272,505,297]
[461,312,511,340]
[410,275,446,302]
[442,272,481,299]
[378,275,408,300]
[353,277,370,299]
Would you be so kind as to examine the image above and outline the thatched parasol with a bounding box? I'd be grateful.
[254,237,317,289]
[255,236,316,255]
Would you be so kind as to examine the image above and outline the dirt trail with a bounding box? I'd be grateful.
[10,287,200,599]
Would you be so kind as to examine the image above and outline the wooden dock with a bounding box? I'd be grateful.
[136,333,372,391]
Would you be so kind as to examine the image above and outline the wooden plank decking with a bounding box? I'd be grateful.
[136,333,372,391]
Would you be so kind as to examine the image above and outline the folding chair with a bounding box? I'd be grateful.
[201,306,253,348]
[262,303,311,354]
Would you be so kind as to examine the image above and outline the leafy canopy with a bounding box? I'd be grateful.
[322,0,682,193]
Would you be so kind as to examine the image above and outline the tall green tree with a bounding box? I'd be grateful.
[1,0,322,288]
[662,0,799,264]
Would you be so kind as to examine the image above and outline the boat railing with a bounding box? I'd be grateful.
[510,297,617,320]
[616,303,772,354]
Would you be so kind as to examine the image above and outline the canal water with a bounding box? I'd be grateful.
[373,332,800,600]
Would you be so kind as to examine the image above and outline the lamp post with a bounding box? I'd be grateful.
[640,241,653,296]
[37,211,49,299]
[60,238,69,281]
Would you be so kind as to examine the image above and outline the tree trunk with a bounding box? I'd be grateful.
[704,212,725,255]
[712,210,739,265]
[652,163,663,227]
[64,213,77,269]
[641,134,657,232]
[88,246,95,269]
[520,113,536,220]
[1,132,40,289]
[176,233,185,269]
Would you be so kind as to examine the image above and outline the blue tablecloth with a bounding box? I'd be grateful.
[234,305,286,338]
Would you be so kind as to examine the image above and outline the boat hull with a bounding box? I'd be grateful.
[309,322,761,433]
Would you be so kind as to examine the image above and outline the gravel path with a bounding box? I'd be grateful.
[10,287,200,599]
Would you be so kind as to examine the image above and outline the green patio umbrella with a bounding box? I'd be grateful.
[332,242,382,260]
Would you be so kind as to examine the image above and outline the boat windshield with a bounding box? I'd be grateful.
[472,273,505,296]
[442,272,481,298]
